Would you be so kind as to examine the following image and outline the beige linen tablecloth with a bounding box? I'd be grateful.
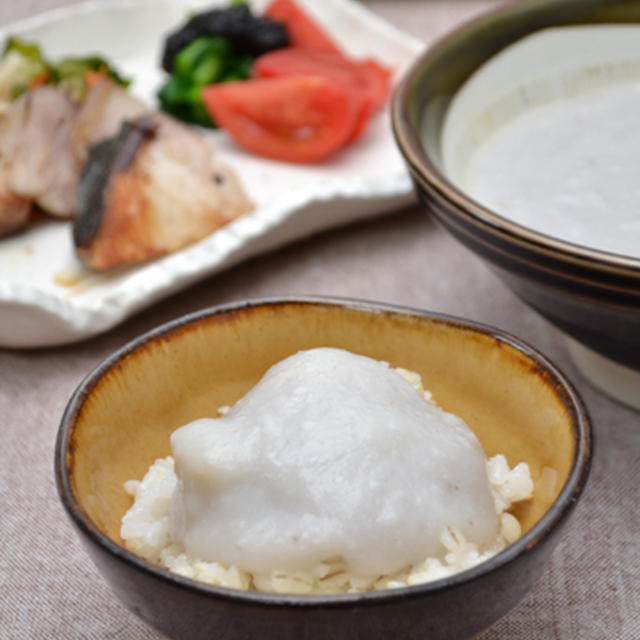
[1,1,638,638]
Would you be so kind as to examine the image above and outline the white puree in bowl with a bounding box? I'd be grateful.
[463,81,640,257]
[441,26,640,259]
[167,348,498,580]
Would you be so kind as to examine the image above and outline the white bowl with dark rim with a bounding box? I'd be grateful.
[392,0,640,409]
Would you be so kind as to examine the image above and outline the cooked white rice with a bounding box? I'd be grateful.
[121,368,534,594]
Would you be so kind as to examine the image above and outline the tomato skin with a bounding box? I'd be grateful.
[353,58,393,112]
[254,47,392,140]
[202,75,358,163]
[264,0,342,54]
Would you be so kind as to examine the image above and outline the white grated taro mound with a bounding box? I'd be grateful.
[121,348,534,593]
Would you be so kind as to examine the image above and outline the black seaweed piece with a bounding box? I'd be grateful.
[74,117,157,249]
[161,5,289,72]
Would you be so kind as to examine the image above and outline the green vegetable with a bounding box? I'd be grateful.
[157,1,290,127]
[157,35,253,128]
[51,54,130,100]
[0,37,130,105]
[4,37,46,62]
[0,38,49,104]
[159,77,213,128]
[161,4,288,72]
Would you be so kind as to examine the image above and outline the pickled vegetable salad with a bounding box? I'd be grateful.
[0,37,128,113]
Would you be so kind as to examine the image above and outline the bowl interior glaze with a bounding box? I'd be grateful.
[65,300,578,547]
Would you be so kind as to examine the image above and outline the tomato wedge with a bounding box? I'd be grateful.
[254,47,392,141]
[264,0,342,54]
[202,75,358,163]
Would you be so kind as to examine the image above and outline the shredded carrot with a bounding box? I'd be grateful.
[85,69,107,87]
[28,71,49,88]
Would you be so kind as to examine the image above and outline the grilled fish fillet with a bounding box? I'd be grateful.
[74,115,253,270]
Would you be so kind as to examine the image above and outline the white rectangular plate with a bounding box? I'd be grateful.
[0,0,423,347]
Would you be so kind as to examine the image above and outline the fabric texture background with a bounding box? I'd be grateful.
[0,2,638,639]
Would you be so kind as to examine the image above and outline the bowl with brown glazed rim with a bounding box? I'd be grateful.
[392,0,640,409]
[56,297,591,640]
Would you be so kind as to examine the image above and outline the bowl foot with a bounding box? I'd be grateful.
[567,338,640,411]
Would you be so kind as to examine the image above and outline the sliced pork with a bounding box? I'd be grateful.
[70,77,150,165]
[0,86,78,220]
[0,169,31,237]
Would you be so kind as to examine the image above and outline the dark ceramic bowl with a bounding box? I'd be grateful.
[56,298,591,640]
[392,0,640,408]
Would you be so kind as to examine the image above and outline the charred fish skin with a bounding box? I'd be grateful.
[73,138,113,250]
[74,114,252,271]
[74,118,157,251]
